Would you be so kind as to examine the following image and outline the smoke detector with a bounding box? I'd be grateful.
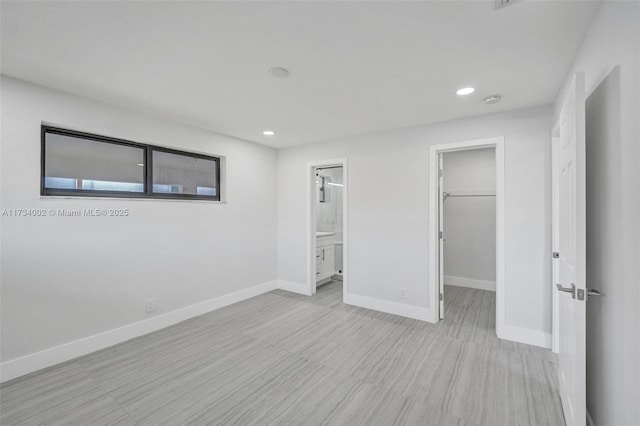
[495,0,521,10]
[484,94,502,105]
[269,67,290,78]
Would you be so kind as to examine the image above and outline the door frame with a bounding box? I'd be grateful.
[428,137,505,335]
[551,124,561,353]
[307,158,348,297]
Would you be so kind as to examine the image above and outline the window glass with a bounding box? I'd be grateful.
[41,127,221,201]
[196,186,217,196]
[44,132,144,193]
[152,150,218,198]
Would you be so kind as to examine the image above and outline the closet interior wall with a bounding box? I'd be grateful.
[443,148,496,291]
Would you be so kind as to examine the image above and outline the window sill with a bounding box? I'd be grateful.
[39,196,227,204]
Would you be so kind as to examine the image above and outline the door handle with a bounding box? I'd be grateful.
[556,283,576,299]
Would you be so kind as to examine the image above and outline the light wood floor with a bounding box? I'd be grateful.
[0,283,564,425]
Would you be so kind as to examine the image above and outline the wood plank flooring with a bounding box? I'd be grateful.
[0,283,564,425]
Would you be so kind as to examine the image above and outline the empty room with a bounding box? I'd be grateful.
[0,1,638,425]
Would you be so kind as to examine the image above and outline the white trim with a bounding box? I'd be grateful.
[277,279,312,296]
[428,137,506,333]
[344,293,433,322]
[444,275,496,291]
[306,158,348,300]
[0,280,277,383]
[495,140,506,340]
[500,324,552,349]
[551,124,561,354]
[40,196,227,204]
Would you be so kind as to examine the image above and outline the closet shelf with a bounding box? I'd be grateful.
[443,189,496,200]
[446,194,495,197]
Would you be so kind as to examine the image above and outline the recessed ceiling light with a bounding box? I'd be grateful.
[263,130,275,136]
[269,67,290,78]
[456,87,475,96]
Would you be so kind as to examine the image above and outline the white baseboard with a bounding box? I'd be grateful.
[277,279,312,296]
[344,293,435,323]
[445,275,496,291]
[499,323,552,349]
[0,280,278,383]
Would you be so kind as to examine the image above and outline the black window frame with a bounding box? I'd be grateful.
[148,145,221,200]
[41,125,221,201]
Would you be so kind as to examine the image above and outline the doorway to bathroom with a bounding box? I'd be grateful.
[429,138,505,336]
[307,159,347,299]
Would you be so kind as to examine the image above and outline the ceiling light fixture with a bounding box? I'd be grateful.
[456,87,475,96]
[269,67,290,78]
[263,130,275,136]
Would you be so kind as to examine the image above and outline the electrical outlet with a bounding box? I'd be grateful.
[145,299,156,313]
[400,288,406,299]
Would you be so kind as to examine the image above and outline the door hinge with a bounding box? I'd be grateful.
[439,293,443,301]
[439,231,443,239]
[439,169,443,177]
[552,251,560,259]
[587,288,604,298]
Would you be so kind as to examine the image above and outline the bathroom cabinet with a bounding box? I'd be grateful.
[316,233,335,283]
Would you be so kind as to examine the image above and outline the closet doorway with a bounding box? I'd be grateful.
[429,138,505,336]
[441,147,496,321]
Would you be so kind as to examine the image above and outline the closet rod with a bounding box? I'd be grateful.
[447,194,495,197]
[443,192,495,201]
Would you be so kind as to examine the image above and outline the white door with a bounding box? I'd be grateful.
[438,153,445,319]
[556,72,587,426]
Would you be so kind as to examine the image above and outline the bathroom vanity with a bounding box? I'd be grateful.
[316,232,335,285]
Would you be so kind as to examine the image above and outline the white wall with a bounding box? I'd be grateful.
[443,148,496,287]
[277,104,553,344]
[554,2,640,425]
[0,77,278,374]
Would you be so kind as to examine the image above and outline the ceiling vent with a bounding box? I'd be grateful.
[495,0,521,10]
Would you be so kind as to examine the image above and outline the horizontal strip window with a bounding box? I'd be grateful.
[41,126,221,201]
